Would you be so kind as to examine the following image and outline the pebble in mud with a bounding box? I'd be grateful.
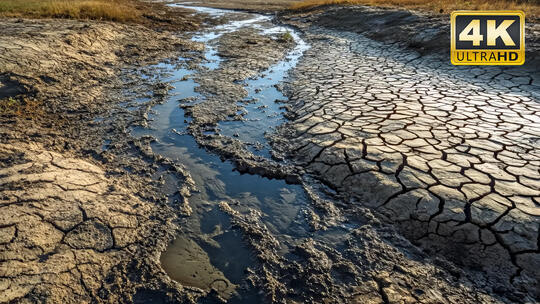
[272,16,540,301]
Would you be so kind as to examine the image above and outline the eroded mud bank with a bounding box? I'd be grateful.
[0,13,208,303]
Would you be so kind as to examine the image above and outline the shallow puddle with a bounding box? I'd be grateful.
[161,235,237,299]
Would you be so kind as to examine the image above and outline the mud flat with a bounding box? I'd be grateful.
[273,5,540,302]
[129,4,530,304]
[1,1,539,303]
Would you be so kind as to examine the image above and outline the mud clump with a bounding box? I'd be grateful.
[219,201,502,303]
[64,221,115,251]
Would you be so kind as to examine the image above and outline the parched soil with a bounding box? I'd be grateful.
[1,1,539,303]
[272,5,540,302]
[0,12,206,303]
[0,142,177,302]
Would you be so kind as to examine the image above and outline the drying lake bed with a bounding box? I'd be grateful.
[0,1,539,303]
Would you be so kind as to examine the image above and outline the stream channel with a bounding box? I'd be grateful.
[129,5,324,303]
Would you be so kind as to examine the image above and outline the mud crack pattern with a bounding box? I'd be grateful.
[0,18,204,303]
[275,27,539,300]
[0,143,179,302]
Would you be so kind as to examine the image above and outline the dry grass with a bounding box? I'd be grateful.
[290,0,540,18]
[0,97,44,119]
[0,0,142,22]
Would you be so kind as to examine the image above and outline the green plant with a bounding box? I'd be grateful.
[0,97,43,118]
[279,30,294,43]
[0,97,19,113]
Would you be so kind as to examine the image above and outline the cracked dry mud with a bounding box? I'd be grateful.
[272,9,540,301]
[0,142,169,302]
[145,5,538,303]
[0,15,208,303]
[1,3,539,304]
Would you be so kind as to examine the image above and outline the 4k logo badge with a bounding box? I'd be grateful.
[451,11,525,65]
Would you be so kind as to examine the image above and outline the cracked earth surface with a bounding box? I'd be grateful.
[0,15,207,303]
[273,17,540,300]
[0,142,170,302]
[2,3,540,303]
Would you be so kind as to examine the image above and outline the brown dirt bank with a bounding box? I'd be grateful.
[0,12,205,303]
[173,1,540,65]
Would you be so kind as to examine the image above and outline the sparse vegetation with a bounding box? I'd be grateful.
[290,0,540,18]
[0,97,43,118]
[0,97,19,113]
[279,30,294,42]
[0,0,142,22]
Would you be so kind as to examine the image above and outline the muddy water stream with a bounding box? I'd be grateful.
[130,5,312,303]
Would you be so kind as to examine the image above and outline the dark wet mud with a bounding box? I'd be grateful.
[126,4,535,304]
[3,2,534,303]
[129,5,312,302]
